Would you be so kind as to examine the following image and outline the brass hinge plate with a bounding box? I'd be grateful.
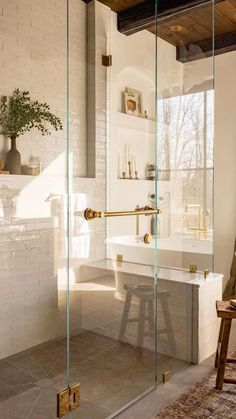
[117,254,124,262]
[189,264,197,273]
[57,383,80,418]
[102,54,112,67]
[162,370,170,383]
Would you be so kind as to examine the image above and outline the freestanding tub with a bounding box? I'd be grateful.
[106,234,213,271]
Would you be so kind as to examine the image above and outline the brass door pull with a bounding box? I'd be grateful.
[144,233,152,244]
[84,207,160,221]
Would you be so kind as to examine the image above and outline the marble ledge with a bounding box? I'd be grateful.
[83,259,223,288]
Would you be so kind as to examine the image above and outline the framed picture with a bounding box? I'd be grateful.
[124,87,142,116]
[124,91,139,116]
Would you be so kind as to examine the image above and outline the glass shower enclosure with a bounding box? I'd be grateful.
[0,0,215,418]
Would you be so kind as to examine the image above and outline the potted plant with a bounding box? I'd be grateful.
[0,89,63,174]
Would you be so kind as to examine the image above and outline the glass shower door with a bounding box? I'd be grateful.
[70,0,215,417]
[69,2,158,417]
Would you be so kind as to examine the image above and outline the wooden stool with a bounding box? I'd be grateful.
[215,301,236,389]
[119,284,176,352]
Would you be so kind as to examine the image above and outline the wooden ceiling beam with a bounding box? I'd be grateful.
[177,30,236,62]
[118,0,218,35]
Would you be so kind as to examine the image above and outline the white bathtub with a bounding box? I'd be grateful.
[106,234,213,270]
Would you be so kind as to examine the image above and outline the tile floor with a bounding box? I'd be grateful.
[0,331,187,418]
[116,321,236,419]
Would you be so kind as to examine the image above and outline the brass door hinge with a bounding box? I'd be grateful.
[189,264,197,273]
[162,370,170,383]
[117,254,124,262]
[102,54,112,67]
[57,383,80,417]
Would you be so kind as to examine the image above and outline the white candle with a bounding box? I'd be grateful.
[124,144,128,172]
[134,156,136,172]
[128,145,131,162]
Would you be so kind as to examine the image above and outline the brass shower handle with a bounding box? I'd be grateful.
[84,207,160,221]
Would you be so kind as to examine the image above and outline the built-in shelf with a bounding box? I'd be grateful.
[116,178,170,183]
[0,174,93,180]
[0,174,36,177]
[117,112,156,133]
[118,178,154,181]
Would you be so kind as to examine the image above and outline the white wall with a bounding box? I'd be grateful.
[214,52,236,286]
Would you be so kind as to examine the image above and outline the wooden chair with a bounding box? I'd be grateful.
[215,301,236,389]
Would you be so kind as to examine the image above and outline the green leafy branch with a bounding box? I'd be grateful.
[0,89,63,140]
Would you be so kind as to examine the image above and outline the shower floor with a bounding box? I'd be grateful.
[0,275,188,418]
[0,331,187,419]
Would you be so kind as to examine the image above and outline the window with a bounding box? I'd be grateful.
[157,90,214,235]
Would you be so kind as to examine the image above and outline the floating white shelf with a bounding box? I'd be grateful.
[117,112,156,133]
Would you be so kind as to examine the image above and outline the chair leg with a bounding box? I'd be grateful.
[160,294,176,354]
[147,300,154,334]
[216,318,232,390]
[137,298,145,348]
[119,290,132,342]
[215,319,225,368]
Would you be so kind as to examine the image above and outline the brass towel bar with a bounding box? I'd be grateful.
[84,206,160,221]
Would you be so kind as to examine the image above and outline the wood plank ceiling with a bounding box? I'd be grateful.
[84,0,236,61]
[149,0,236,46]
[83,0,147,13]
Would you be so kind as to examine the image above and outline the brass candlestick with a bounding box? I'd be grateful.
[122,171,126,179]
[135,171,139,180]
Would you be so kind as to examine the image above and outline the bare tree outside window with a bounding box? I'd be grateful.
[157,90,214,236]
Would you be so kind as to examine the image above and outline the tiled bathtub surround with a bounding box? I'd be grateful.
[81,260,223,364]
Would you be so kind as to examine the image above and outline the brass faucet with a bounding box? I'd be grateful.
[135,205,159,236]
[185,204,208,238]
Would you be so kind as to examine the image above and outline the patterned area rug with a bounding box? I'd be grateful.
[155,363,236,418]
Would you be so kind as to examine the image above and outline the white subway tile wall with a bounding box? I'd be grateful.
[0,0,109,357]
[0,218,60,358]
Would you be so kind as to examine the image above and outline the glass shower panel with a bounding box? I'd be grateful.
[156,1,215,273]
[155,0,215,372]
[0,0,69,417]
